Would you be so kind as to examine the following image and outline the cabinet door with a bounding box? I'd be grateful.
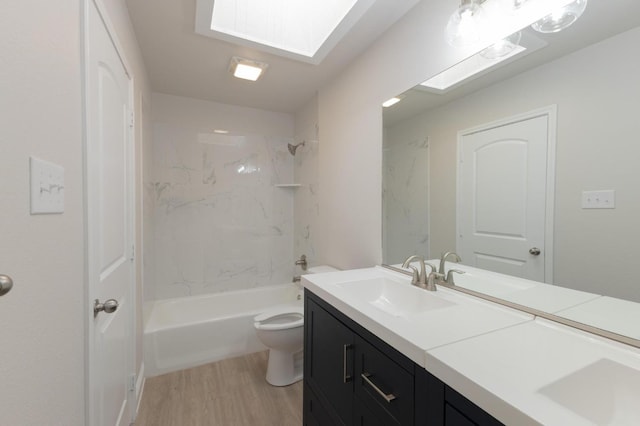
[355,336,414,425]
[355,396,398,426]
[305,298,355,425]
[444,387,504,426]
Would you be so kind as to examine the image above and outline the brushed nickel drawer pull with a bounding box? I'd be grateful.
[361,372,396,403]
[343,344,353,383]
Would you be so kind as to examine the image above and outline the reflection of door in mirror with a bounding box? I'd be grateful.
[458,109,555,283]
[382,135,429,265]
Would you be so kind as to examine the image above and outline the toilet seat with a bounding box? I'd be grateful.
[254,306,304,331]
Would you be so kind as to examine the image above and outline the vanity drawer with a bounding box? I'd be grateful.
[355,335,414,425]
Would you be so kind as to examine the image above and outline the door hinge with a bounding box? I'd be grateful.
[128,109,135,128]
[129,374,136,391]
[130,244,135,262]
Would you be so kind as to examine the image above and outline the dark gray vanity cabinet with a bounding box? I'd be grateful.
[303,290,503,426]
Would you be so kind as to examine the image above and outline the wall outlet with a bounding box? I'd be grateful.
[581,190,615,209]
[30,157,64,214]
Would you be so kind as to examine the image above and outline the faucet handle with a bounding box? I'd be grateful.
[446,269,465,285]
[295,254,308,271]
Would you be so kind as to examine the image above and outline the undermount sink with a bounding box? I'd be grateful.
[538,358,640,424]
[335,277,456,319]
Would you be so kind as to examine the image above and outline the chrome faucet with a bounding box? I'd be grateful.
[434,252,462,285]
[401,255,438,291]
[446,269,465,285]
[438,251,462,277]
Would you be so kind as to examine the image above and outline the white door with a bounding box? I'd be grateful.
[457,110,554,282]
[85,2,135,425]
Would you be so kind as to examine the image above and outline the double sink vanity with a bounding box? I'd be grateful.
[301,258,640,425]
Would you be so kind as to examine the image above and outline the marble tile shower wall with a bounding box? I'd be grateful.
[293,139,320,264]
[150,123,294,299]
[382,135,429,265]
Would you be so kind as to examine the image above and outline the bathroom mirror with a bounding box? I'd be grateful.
[382,1,640,341]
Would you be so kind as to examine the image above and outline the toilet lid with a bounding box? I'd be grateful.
[254,306,304,331]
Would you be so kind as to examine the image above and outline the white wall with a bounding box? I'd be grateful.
[317,0,478,269]
[0,1,150,424]
[384,27,640,302]
[148,94,295,300]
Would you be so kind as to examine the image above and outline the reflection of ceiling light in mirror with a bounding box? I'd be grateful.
[229,57,268,81]
[531,0,588,33]
[422,32,546,92]
[237,164,260,175]
[480,31,522,59]
[382,97,403,108]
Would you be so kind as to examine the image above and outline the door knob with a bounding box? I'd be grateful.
[0,274,13,296]
[94,299,118,317]
[529,247,541,256]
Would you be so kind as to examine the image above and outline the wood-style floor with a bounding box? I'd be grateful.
[135,351,303,426]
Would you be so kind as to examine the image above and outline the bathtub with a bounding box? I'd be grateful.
[143,284,301,377]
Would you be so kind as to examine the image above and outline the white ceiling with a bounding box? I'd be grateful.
[125,0,419,113]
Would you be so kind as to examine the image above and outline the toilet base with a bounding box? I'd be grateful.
[265,349,303,386]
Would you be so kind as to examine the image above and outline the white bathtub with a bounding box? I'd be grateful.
[143,284,301,377]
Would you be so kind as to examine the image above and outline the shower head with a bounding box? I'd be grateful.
[287,141,305,156]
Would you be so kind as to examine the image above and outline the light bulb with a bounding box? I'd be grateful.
[531,0,588,33]
[445,0,488,47]
[499,0,531,13]
[480,31,522,59]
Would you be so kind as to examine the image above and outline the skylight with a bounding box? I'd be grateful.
[195,0,375,64]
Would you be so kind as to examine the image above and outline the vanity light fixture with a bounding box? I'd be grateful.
[480,31,522,59]
[382,97,403,108]
[531,0,588,33]
[213,129,229,134]
[446,0,487,48]
[229,56,269,81]
[445,0,584,48]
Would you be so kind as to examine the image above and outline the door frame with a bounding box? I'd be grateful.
[455,105,557,283]
[82,0,137,424]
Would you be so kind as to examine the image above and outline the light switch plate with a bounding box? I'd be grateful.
[581,190,615,209]
[30,157,64,214]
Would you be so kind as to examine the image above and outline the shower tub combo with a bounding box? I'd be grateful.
[143,283,300,377]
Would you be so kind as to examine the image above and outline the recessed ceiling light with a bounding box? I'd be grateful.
[229,57,268,81]
[382,97,403,108]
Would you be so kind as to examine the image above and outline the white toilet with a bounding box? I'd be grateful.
[254,303,304,386]
[253,265,339,386]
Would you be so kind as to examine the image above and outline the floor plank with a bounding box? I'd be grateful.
[135,351,303,426]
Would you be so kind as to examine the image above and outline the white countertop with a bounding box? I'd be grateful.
[303,266,640,425]
[426,318,640,425]
[302,266,532,366]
